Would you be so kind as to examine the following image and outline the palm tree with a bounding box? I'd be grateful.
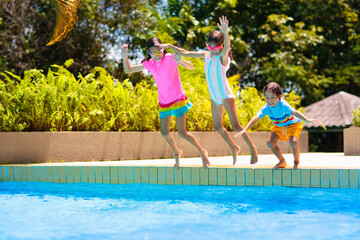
[47,0,82,46]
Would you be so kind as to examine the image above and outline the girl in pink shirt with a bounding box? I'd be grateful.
[121,37,210,168]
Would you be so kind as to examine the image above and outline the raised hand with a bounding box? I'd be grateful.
[217,15,229,33]
[120,44,128,58]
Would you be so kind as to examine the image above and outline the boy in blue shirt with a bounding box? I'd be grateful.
[235,82,321,169]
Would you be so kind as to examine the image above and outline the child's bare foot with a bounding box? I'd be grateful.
[273,161,287,169]
[174,149,183,169]
[232,145,241,165]
[293,161,300,170]
[250,146,258,165]
[201,150,210,168]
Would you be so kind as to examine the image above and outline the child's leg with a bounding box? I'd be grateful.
[289,136,300,169]
[160,116,183,169]
[222,98,258,164]
[267,132,287,168]
[211,100,241,165]
[176,114,210,168]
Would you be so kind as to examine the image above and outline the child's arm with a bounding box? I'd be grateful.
[234,116,260,138]
[174,53,194,70]
[292,110,322,125]
[121,44,145,74]
[218,16,231,66]
[155,43,207,58]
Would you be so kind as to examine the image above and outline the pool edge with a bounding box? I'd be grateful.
[1,166,359,189]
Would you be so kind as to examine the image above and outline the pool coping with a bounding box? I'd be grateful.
[1,153,360,188]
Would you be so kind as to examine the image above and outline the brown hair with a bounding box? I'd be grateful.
[207,30,233,59]
[263,82,283,98]
[142,37,168,62]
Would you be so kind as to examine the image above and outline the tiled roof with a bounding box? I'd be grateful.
[304,91,360,129]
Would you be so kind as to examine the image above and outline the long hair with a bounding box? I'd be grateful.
[207,30,233,59]
[263,82,283,98]
[142,37,168,62]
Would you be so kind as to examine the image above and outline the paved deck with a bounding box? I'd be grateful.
[28,152,360,169]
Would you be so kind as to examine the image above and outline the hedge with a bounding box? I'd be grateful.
[0,59,304,132]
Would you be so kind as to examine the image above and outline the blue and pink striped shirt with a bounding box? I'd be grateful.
[204,54,235,104]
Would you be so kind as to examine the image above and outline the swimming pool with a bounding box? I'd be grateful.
[1,182,360,240]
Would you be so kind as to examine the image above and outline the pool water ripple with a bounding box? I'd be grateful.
[0,182,360,240]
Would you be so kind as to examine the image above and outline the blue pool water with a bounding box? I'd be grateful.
[1,182,360,240]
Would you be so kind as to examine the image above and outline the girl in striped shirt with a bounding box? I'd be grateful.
[156,16,258,165]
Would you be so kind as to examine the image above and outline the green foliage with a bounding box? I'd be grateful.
[177,58,214,131]
[164,0,360,105]
[353,107,360,127]
[0,0,160,77]
[0,59,308,132]
[237,87,271,131]
[258,14,334,104]
[0,60,160,131]
[2,0,359,108]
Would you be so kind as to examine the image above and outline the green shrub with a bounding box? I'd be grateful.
[0,59,304,132]
[353,107,360,127]
[0,61,159,131]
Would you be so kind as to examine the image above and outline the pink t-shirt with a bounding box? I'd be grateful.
[142,53,187,105]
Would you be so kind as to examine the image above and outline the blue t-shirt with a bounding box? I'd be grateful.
[256,99,302,127]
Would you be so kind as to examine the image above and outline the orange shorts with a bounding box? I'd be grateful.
[271,122,303,141]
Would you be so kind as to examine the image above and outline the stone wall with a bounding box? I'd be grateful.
[0,131,308,164]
